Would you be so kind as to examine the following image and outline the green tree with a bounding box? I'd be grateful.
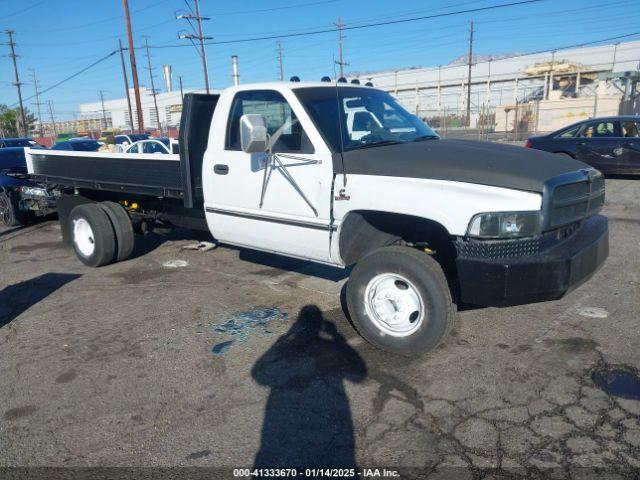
[0,104,36,137]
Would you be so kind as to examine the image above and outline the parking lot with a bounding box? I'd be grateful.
[1,178,639,478]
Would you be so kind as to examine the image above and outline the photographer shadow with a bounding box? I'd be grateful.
[252,305,367,470]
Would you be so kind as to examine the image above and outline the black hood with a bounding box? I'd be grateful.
[339,139,589,192]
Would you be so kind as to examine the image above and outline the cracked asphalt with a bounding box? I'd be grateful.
[0,178,639,479]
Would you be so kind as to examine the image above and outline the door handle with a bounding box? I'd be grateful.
[214,164,229,175]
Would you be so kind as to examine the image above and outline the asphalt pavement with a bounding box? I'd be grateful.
[1,178,639,479]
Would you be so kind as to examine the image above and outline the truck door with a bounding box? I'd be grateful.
[204,89,335,263]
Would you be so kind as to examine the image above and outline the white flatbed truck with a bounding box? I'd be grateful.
[25,82,608,355]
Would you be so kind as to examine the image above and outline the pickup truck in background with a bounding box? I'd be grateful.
[25,82,609,356]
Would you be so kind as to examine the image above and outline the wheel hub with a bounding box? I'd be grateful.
[364,273,425,337]
[73,218,96,257]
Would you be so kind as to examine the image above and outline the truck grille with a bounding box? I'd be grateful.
[544,170,605,230]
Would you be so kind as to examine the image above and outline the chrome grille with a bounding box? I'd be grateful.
[543,169,605,230]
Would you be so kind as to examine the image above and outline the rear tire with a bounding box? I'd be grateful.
[98,201,134,262]
[69,204,116,267]
[346,246,455,356]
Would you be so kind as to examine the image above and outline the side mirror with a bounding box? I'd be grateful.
[240,114,268,153]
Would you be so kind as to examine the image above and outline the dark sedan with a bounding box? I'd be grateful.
[52,139,102,152]
[526,116,640,175]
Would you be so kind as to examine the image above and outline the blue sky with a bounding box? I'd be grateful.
[1,0,639,119]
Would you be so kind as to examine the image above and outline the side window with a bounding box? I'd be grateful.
[226,90,314,153]
[580,121,615,138]
[622,121,640,138]
[559,125,580,138]
[143,142,166,154]
[352,111,376,132]
[126,143,140,154]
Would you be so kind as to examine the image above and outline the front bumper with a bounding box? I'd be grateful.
[456,215,609,307]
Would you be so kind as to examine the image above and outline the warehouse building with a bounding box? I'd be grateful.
[346,40,640,133]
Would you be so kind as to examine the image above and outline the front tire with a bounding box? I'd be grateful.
[0,190,27,227]
[69,204,116,267]
[346,246,455,356]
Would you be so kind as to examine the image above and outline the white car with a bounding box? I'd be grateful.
[124,139,174,155]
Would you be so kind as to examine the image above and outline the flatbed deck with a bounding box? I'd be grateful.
[25,149,184,199]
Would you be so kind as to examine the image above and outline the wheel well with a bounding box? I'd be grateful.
[554,151,574,158]
[338,210,456,267]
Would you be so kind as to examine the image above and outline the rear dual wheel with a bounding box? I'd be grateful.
[69,202,134,267]
[346,246,455,357]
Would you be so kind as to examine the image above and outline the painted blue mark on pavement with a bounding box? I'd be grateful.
[209,307,288,356]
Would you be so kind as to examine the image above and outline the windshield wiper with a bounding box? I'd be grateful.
[355,140,403,150]
[412,135,439,142]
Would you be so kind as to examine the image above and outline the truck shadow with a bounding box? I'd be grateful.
[252,305,367,470]
[129,228,213,260]
[0,273,81,329]
[238,249,351,282]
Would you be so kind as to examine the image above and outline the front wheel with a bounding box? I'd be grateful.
[346,246,455,356]
[0,190,27,227]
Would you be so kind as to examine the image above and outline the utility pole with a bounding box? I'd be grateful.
[177,0,212,93]
[98,90,109,131]
[277,41,284,81]
[47,101,58,139]
[334,17,348,78]
[466,21,474,127]
[118,39,135,132]
[122,0,145,133]
[29,69,44,137]
[179,76,184,102]
[143,36,163,136]
[5,30,28,137]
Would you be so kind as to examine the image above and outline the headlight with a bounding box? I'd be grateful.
[467,211,541,238]
[20,186,48,197]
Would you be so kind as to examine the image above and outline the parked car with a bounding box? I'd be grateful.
[123,138,178,154]
[0,138,42,148]
[25,83,608,356]
[115,133,152,149]
[0,147,57,227]
[52,139,103,152]
[526,116,640,174]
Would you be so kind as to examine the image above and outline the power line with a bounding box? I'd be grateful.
[210,0,339,16]
[147,0,545,48]
[3,0,47,20]
[10,50,118,108]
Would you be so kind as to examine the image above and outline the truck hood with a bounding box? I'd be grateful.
[340,139,589,192]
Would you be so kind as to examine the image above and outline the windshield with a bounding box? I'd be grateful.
[295,87,438,152]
